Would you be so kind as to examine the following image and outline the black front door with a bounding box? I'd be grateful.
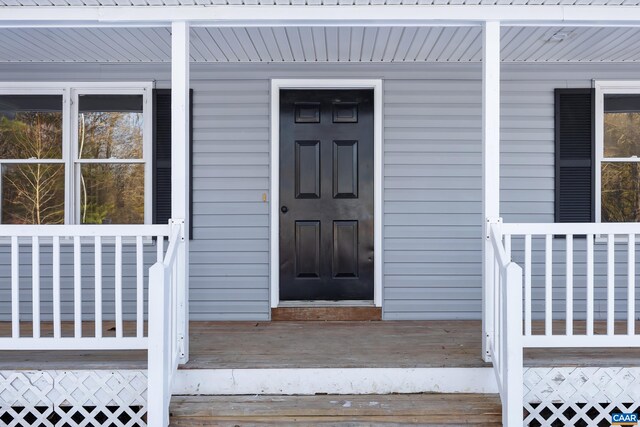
[279,89,374,301]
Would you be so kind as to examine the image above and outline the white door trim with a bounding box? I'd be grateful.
[269,79,383,309]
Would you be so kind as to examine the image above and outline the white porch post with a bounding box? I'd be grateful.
[171,20,190,364]
[482,20,501,363]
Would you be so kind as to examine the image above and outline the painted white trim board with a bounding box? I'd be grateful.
[8,6,640,27]
[269,79,383,310]
[172,367,498,395]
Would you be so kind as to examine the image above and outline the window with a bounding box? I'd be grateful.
[596,82,640,223]
[77,94,146,224]
[0,94,65,224]
[0,84,152,225]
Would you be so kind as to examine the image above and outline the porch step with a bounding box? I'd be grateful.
[169,393,502,426]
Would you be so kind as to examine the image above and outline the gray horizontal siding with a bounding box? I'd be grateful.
[2,62,640,321]
[190,78,270,320]
[383,77,481,319]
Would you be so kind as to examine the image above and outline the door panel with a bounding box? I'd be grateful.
[295,141,320,199]
[295,220,321,278]
[333,140,358,198]
[333,220,359,278]
[279,89,374,301]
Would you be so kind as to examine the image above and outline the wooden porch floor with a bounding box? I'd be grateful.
[0,320,639,370]
[168,393,503,426]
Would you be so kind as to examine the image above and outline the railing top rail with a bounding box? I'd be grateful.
[502,222,640,235]
[0,224,172,237]
[162,224,182,268]
[489,223,510,269]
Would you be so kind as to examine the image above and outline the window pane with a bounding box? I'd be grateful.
[604,94,640,158]
[602,162,640,222]
[78,95,144,160]
[80,163,144,224]
[0,95,63,159]
[2,163,64,224]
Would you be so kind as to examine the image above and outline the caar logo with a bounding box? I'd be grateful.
[612,413,639,426]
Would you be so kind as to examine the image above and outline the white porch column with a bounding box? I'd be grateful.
[172,20,190,364]
[482,20,500,363]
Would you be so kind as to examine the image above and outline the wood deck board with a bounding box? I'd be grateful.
[0,320,638,370]
[169,394,502,426]
[184,320,487,369]
[170,418,501,426]
[0,321,147,370]
[525,320,640,367]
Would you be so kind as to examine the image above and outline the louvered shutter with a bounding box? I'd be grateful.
[554,88,595,223]
[152,89,193,237]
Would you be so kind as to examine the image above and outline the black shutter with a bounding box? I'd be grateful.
[153,89,193,238]
[554,88,595,223]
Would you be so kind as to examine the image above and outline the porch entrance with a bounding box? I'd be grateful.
[279,89,375,302]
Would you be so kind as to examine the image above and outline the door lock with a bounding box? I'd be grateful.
[281,206,289,214]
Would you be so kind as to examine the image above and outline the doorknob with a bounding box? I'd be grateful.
[281,206,289,214]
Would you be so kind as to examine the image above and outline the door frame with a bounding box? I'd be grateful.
[270,79,383,309]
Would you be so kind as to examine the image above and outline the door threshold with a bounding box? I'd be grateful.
[271,304,381,321]
[278,300,375,308]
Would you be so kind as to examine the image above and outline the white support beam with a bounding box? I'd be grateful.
[3,5,640,27]
[171,20,190,365]
[482,20,501,363]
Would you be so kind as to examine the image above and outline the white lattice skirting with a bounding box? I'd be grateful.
[2,367,640,426]
[0,370,147,426]
[524,367,640,426]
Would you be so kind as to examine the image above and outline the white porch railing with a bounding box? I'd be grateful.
[488,221,523,426]
[147,221,184,426]
[0,221,184,427]
[489,220,640,426]
[0,224,171,349]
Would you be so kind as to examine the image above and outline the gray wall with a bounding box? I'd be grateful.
[1,62,640,322]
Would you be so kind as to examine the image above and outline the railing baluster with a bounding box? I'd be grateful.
[502,235,510,359]
[587,234,594,336]
[172,258,178,358]
[53,236,61,339]
[566,234,573,336]
[32,236,40,339]
[74,236,82,338]
[607,234,615,335]
[136,235,144,338]
[545,234,552,336]
[524,234,532,336]
[628,233,635,336]
[115,235,123,338]
[11,236,19,338]
[95,236,102,338]
[157,236,164,262]
[493,256,499,360]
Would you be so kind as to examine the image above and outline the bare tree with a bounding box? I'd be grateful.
[0,112,64,224]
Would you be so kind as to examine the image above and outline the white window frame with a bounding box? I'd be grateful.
[595,80,640,223]
[0,82,153,225]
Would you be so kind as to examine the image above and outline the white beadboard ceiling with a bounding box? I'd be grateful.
[2,26,640,62]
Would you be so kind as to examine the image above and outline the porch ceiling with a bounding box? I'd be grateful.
[2,25,640,62]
